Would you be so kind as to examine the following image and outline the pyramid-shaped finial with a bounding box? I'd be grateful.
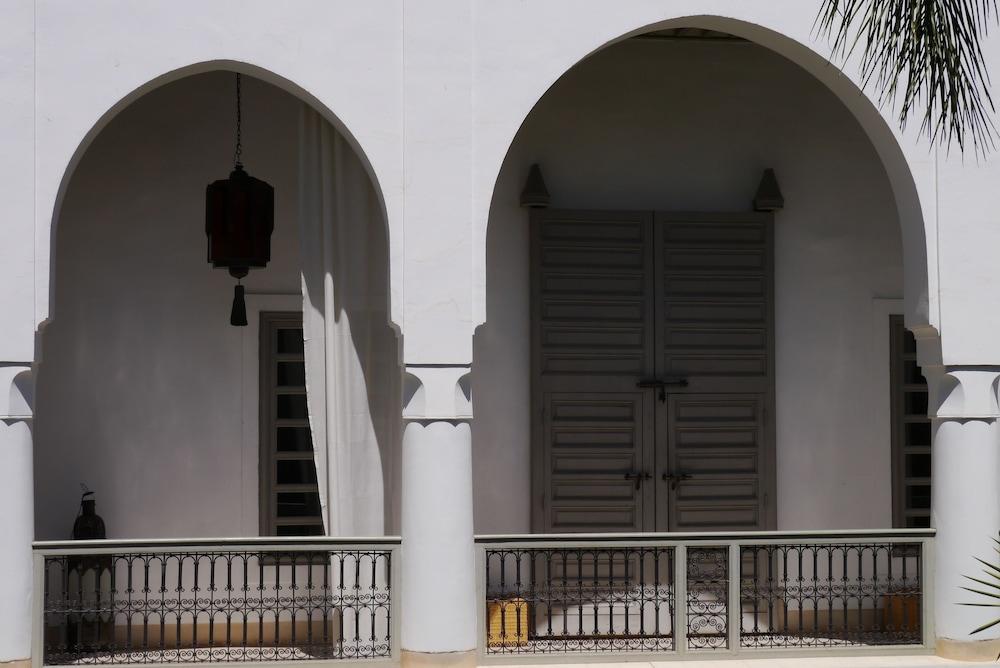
[520,164,550,208]
[753,168,784,212]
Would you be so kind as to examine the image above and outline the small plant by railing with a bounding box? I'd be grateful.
[962,532,1000,637]
[33,537,399,665]
[477,530,933,660]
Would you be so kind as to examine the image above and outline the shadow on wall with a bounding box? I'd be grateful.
[299,107,401,537]
[33,71,400,540]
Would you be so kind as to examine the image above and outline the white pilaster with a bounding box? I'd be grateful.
[0,364,34,665]
[919,352,1000,658]
[399,366,477,661]
[402,0,478,365]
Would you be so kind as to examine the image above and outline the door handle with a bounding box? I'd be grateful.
[637,377,689,402]
[624,471,652,490]
[663,471,693,490]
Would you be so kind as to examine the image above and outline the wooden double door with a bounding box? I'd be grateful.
[531,210,776,533]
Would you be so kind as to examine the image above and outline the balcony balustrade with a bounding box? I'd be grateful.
[476,530,933,661]
[32,530,934,666]
[33,537,399,666]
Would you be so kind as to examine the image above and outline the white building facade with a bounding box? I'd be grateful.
[3,2,1000,666]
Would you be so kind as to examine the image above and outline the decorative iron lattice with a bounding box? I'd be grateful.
[478,532,930,657]
[739,542,923,648]
[39,543,395,664]
[686,547,728,650]
[483,546,675,654]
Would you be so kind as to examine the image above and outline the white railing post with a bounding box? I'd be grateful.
[727,541,740,652]
[474,543,485,661]
[390,543,403,662]
[922,535,935,649]
[31,550,44,668]
[674,543,687,655]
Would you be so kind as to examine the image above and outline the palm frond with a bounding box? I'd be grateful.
[961,533,1000,634]
[965,574,1000,590]
[974,556,1000,580]
[961,585,1000,599]
[816,0,999,152]
[971,617,1000,635]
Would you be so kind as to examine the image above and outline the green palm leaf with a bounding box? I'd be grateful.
[960,533,1000,635]
[816,0,998,152]
[973,557,1000,580]
[961,585,1000,599]
[971,617,1000,636]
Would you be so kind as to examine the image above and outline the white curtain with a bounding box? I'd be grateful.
[298,105,398,536]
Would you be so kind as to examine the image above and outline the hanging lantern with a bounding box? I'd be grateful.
[206,73,274,326]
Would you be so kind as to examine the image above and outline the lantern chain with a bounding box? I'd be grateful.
[234,73,243,168]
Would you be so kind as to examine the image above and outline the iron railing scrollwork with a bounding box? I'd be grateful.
[477,530,933,660]
[685,547,728,650]
[739,542,923,648]
[34,537,399,665]
[482,546,675,654]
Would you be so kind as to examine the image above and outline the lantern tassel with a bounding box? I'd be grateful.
[231,283,248,327]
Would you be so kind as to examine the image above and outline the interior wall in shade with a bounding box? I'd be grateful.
[34,72,399,539]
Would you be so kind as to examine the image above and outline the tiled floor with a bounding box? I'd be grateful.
[482,656,975,668]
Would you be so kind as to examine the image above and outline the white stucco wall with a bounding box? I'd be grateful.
[32,73,398,540]
[473,38,903,534]
[3,2,1000,656]
[2,1,999,373]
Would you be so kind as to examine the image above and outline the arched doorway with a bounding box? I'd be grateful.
[34,69,400,541]
[472,20,936,655]
[475,24,919,536]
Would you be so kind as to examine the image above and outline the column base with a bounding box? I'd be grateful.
[937,637,1000,661]
[400,650,476,668]
[0,660,31,668]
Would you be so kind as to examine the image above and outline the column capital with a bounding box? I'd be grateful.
[923,365,1000,421]
[0,364,33,422]
[402,365,471,421]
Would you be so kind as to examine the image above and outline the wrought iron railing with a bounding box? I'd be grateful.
[476,530,933,660]
[33,537,399,666]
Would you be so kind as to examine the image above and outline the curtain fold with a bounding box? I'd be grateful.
[298,105,397,536]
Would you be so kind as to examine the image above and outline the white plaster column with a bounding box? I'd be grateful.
[0,364,34,667]
[921,356,1000,659]
[399,366,477,667]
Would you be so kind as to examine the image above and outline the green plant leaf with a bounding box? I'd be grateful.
[964,575,1000,592]
[961,532,1000,634]
[970,617,1000,635]
[961,586,1000,600]
[973,557,1000,580]
[816,0,999,153]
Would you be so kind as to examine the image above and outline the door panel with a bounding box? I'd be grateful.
[534,210,654,380]
[542,392,654,533]
[654,214,774,532]
[532,210,657,532]
[663,394,768,532]
[655,214,772,392]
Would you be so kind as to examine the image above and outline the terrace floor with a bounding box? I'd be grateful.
[481,656,973,668]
